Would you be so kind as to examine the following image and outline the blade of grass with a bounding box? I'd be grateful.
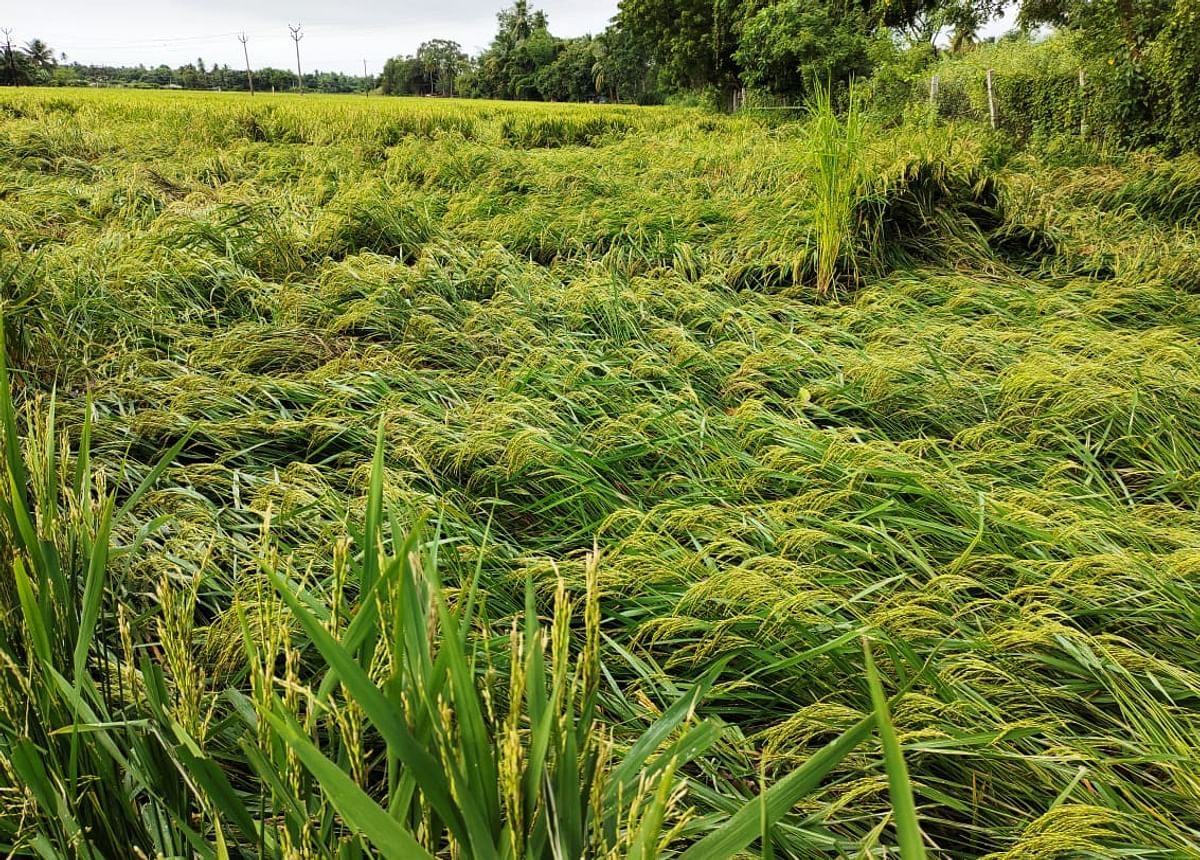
[260,703,436,860]
[864,638,926,859]
[677,713,875,860]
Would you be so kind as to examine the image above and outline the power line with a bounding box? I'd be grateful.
[58,31,275,49]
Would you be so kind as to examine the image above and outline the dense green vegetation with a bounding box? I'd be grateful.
[2,86,1199,857]
[387,0,1200,152]
[8,0,1199,150]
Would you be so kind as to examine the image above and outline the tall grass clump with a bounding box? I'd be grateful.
[808,82,866,296]
[235,427,728,858]
[0,344,201,856]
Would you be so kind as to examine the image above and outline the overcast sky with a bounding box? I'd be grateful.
[4,0,620,74]
[6,1,1020,76]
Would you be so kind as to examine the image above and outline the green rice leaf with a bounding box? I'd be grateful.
[677,713,875,860]
[261,704,436,860]
[864,639,926,859]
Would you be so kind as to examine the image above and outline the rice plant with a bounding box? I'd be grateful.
[2,86,1199,858]
[0,362,884,857]
[808,82,866,296]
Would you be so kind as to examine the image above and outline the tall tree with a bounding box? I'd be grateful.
[949,19,980,52]
[416,39,468,96]
[22,38,55,81]
[593,22,658,102]
[473,1,557,99]
[734,0,874,100]
[380,55,426,95]
[534,36,598,101]
[617,0,745,97]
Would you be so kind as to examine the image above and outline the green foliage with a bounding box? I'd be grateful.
[1,41,37,87]
[417,39,470,97]
[381,54,429,96]
[859,40,937,125]
[534,38,601,103]
[1148,0,1200,152]
[594,23,660,104]
[734,0,874,101]
[10,51,368,93]
[920,29,1199,151]
[432,1,660,105]
[470,0,555,100]
[615,0,1004,105]
[1019,0,1200,151]
[617,0,743,98]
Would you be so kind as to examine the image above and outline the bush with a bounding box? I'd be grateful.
[862,41,937,125]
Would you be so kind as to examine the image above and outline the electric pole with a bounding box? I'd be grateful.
[2,28,17,88]
[289,24,304,94]
[363,58,369,96]
[238,33,254,95]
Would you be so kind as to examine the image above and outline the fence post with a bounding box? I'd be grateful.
[929,75,939,123]
[1079,68,1087,139]
[986,68,997,130]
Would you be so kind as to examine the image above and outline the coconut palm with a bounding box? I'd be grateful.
[949,22,979,52]
[24,38,56,74]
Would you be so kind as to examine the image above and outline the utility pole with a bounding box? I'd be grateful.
[238,33,254,96]
[1,28,17,88]
[289,24,304,94]
[363,58,369,96]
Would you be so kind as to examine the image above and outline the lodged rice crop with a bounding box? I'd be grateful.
[1,88,1199,858]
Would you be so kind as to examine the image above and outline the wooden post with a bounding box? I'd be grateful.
[986,68,997,130]
[1079,68,1087,139]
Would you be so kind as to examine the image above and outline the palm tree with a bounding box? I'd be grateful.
[949,21,979,53]
[24,38,55,74]
[950,11,979,54]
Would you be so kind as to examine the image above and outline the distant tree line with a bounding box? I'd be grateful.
[72,62,367,93]
[373,0,991,107]
[376,0,1200,149]
[0,38,370,93]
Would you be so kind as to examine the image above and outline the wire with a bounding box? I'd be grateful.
[61,32,285,51]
